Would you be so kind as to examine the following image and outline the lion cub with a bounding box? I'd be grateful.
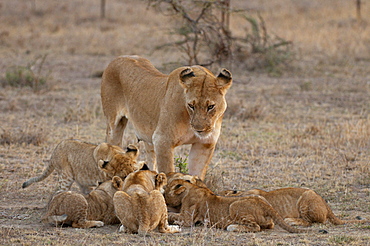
[22,139,143,194]
[165,179,306,233]
[221,188,368,226]
[113,170,181,234]
[42,176,123,228]
[166,172,207,188]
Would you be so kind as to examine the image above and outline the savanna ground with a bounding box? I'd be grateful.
[0,0,369,245]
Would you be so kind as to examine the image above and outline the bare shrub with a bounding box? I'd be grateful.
[233,14,293,75]
[149,0,232,66]
[147,0,292,73]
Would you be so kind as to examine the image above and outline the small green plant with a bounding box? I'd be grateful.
[3,54,51,92]
[174,155,188,174]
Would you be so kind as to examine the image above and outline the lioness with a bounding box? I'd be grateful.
[22,139,143,194]
[114,170,180,234]
[42,176,123,228]
[221,188,368,226]
[101,56,232,180]
[164,179,306,233]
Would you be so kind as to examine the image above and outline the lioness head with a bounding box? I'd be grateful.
[179,66,232,138]
[94,143,142,179]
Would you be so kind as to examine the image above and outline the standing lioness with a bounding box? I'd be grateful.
[101,56,232,180]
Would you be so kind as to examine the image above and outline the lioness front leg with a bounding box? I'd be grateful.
[143,142,157,171]
[188,143,216,180]
[154,142,175,174]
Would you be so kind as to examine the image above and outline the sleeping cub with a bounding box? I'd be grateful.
[42,176,123,228]
[221,187,368,226]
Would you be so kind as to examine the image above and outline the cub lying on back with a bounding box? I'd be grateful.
[114,170,181,234]
[42,176,123,228]
[221,188,368,226]
[164,179,306,233]
[22,139,143,194]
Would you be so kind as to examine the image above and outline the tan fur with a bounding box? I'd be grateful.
[166,172,207,188]
[22,139,143,194]
[113,170,180,234]
[164,179,307,233]
[165,172,208,213]
[221,188,368,226]
[42,176,123,228]
[101,56,232,180]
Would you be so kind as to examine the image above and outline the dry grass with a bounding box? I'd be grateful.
[0,0,369,245]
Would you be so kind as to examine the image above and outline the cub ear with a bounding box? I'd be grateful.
[173,184,186,195]
[112,176,124,190]
[93,143,110,162]
[155,173,168,188]
[98,160,110,169]
[126,144,138,152]
[216,68,232,90]
[125,144,139,158]
[179,67,195,88]
[139,162,150,171]
[132,161,148,171]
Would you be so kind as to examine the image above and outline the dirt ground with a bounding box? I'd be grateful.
[0,1,369,245]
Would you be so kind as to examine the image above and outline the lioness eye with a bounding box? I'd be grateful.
[207,105,215,111]
[188,104,195,110]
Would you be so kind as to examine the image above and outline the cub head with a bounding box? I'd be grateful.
[164,179,192,207]
[219,190,243,197]
[95,176,124,197]
[220,189,264,197]
[178,66,232,138]
[155,172,167,193]
[94,143,142,179]
[166,172,207,188]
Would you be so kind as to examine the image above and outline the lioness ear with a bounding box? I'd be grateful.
[216,68,232,90]
[112,176,123,190]
[179,67,195,88]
